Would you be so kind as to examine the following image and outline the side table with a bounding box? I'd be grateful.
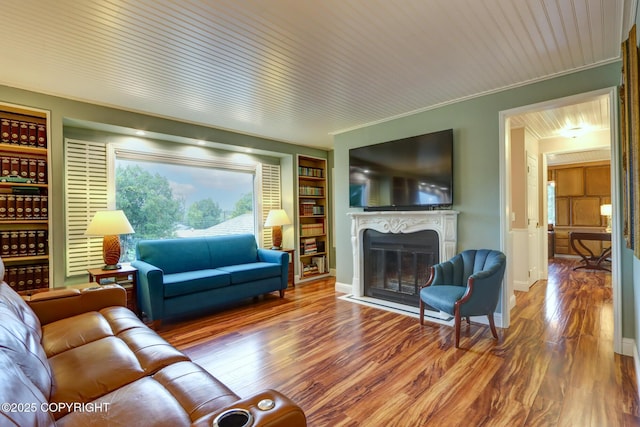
[276,248,295,287]
[87,263,138,315]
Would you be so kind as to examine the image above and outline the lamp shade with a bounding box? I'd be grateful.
[264,209,291,227]
[85,210,134,270]
[85,210,134,236]
[600,204,612,216]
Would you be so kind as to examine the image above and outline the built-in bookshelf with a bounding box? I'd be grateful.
[0,102,51,293]
[297,155,329,282]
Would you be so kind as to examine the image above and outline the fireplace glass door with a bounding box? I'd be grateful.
[363,229,439,307]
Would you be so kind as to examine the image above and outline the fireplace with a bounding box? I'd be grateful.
[348,211,459,308]
[363,229,439,307]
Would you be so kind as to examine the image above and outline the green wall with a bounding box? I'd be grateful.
[0,84,330,286]
[333,62,635,338]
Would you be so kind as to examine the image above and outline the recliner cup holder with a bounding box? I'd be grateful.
[213,408,253,427]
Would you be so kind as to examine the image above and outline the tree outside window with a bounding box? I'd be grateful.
[116,159,254,262]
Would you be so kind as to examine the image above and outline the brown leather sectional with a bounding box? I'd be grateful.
[0,263,306,426]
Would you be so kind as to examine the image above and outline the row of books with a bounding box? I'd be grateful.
[0,117,48,149]
[0,195,48,220]
[299,185,323,196]
[0,156,47,183]
[0,230,48,257]
[301,223,324,237]
[298,166,323,178]
[302,237,318,254]
[300,200,325,216]
[301,256,327,276]
[5,264,49,292]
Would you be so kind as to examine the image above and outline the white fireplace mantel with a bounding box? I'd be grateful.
[347,210,459,297]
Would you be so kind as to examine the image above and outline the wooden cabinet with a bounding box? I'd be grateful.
[0,103,50,294]
[550,161,610,257]
[297,155,329,283]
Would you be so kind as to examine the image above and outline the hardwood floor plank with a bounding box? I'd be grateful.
[158,258,638,426]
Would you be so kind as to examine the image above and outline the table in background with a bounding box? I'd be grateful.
[569,231,611,272]
[87,263,138,314]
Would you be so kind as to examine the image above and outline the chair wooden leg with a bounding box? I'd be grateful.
[419,299,424,325]
[465,316,470,325]
[488,312,498,340]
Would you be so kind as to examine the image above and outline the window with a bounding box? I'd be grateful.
[64,138,282,277]
[116,158,255,262]
[547,181,556,225]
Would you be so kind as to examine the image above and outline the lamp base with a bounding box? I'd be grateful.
[102,235,122,270]
[271,225,283,250]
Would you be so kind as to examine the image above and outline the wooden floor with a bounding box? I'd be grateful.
[158,258,639,426]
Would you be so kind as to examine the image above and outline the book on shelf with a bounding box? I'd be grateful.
[301,261,319,276]
[301,223,324,236]
[302,237,317,254]
[298,166,323,178]
[311,256,326,274]
[300,199,325,216]
[299,185,323,196]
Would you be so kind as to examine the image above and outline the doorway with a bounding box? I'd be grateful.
[499,87,622,354]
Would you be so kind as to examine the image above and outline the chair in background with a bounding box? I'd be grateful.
[419,249,507,348]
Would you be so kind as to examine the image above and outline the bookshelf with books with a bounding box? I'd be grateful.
[297,155,329,282]
[0,102,51,294]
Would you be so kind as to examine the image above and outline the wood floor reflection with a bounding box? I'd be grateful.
[158,258,639,426]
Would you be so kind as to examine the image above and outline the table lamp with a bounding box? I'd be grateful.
[600,204,612,233]
[85,210,135,270]
[264,209,291,250]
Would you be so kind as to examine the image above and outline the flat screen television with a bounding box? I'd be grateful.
[349,129,453,210]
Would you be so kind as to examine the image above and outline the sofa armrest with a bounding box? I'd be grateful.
[23,284,126,325]
[131,259,165,323]
[192,389,306,427]
[257,249,289,290]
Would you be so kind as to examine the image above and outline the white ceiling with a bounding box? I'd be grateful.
[0,0,633,149]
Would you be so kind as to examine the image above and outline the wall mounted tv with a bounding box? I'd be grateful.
[349,129,453,210]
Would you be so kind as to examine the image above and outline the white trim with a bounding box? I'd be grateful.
[331,59,620,137]
[335,281,352,294]
[609,87,623,355]
[624,337,637,358]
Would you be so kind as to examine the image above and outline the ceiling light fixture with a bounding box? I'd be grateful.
[560,124,590,139]
[135,130,145,136]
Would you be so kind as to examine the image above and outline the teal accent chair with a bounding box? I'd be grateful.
[419,249,507,348]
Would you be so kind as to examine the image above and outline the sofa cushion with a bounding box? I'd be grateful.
[136,238,213,274]
[48,336,146,419]
[0,350,55,427]
[0,307,52,400]
[207,234,259,267]
[164,269,230,298]
[41,311,114,357]
[56,362,239,427]
[0,281,42,339]
[217,262,281,284]
[117,327,189,373]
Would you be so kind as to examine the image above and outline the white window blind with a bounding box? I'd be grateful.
[64,139,110,276]
[259,163,282,248]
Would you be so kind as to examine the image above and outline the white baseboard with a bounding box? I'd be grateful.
[334,281,351,294]
[513,280,530,292]
[623,337,636,357]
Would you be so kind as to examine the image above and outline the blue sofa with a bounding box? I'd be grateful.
[132,234,289,326]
